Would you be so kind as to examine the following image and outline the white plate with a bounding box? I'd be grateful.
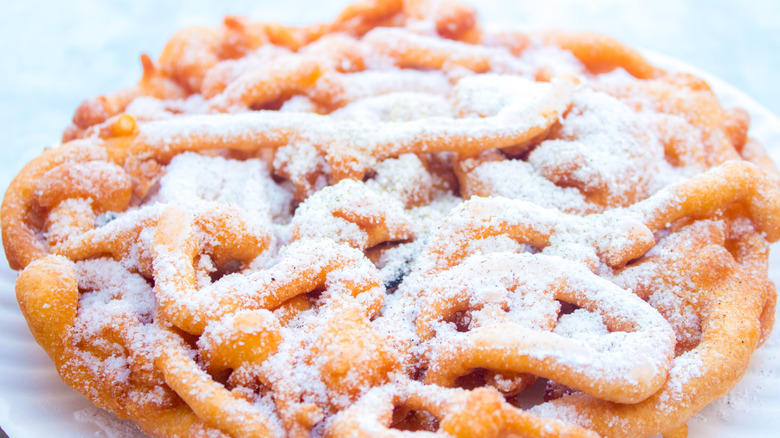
[0,52,778,438]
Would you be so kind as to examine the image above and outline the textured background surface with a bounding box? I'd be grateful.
[0,1,779,437]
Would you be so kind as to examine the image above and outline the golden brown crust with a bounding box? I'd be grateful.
[3,1,779,437]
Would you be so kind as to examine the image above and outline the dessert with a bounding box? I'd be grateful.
[2,0,779,437]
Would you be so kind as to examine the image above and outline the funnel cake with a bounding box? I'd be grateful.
[3,1,779,437]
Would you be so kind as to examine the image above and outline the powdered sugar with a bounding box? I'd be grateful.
[14,4,776,437]
[155,152,292,225]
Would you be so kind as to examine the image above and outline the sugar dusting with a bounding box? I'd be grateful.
[16,4,775,438]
